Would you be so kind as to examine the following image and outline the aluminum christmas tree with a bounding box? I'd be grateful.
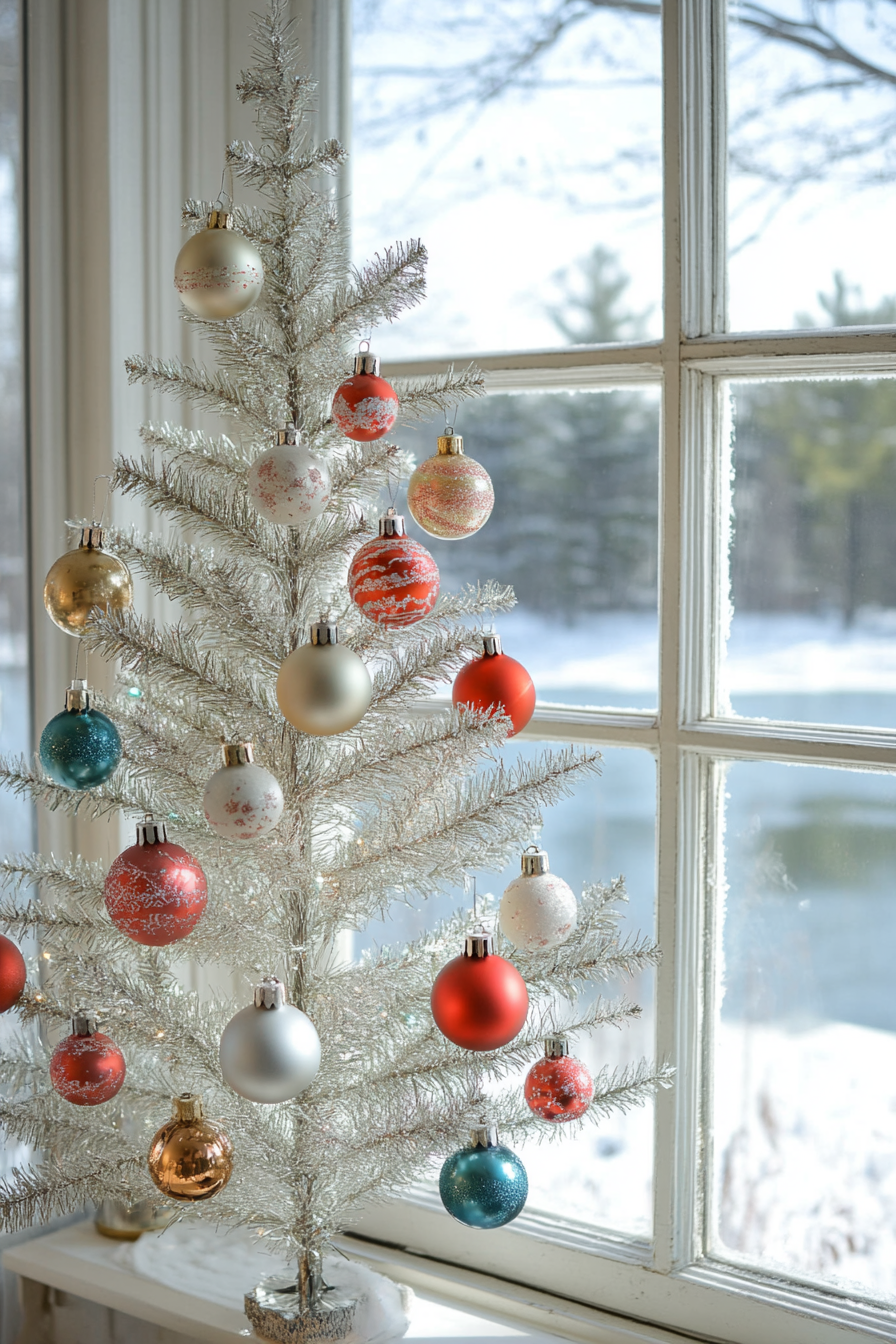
[0,5,668,1337]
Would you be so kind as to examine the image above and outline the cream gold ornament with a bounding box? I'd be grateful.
[276,621,372,737]
[174,209,264,320]
[148,1093,233,1202]
[43,527,134,636]
[219,977,321,1104]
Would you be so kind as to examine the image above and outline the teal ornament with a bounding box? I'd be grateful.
[40,680,121,791]
[439,1125,528,1230]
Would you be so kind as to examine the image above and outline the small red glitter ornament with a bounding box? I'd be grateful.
[452,632,536,736]
[524,1036,594,1123]
[50,1013,126,1106]
[348,509,439,627]
[431,931,528,1051]
[0,933,26,1013]
[105,818,207,947]
[331,345,398,442]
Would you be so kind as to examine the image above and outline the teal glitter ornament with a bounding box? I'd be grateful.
[40,680,122,790]
[439,1124,528,1229]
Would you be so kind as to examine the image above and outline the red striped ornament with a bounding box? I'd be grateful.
[348,510,439,627]
[105,819,207,947]
[332,347,398,442]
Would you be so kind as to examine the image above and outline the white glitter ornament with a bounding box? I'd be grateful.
[499,845,578,952]
[219,977,321,1104]
[247,426,330,526]
[203,742,284,841]
[174,210,264,320]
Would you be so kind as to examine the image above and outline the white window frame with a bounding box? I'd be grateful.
[341,1,896,1341]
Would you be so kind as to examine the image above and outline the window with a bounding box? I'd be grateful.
[341,1,896,1340]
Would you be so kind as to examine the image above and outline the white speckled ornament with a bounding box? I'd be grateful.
[499,845,577,952]
[247,427,330,526]
[203,742,284,841]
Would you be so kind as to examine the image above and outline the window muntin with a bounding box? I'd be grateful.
[726,0,896,333]
[712,758,896,1303]
[722,375,896,729]
[350,1,663,358]
[396,389,660,713]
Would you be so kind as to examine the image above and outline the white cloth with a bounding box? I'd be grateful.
[110,1221,411,1343]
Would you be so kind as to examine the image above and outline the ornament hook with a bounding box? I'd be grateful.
[92,475,113,528]
[214,162,234,212]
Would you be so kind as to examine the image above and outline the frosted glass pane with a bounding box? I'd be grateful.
[352,1,662,358]
[713,760,896,1303]
[358,744,657,1240]
[394,388,659,713]
[722,377,896,729]
[728,1,896,332]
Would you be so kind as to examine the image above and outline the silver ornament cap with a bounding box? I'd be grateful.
[545,1036,569,1059]
[520,844,549,877]
[221,741,254,767]
[65,679,91,712]
[464,931,493,959]
[136,816,168,846]
[470,1123,499,1149]
[482,632,502,656]
[378,508,406,538]
[353,347,381,377]
[71,1011,98,1037]
[253,976,287,1009]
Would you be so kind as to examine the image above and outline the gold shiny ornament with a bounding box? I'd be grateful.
[276,621,372,737]
[147,1092,233,1202]
[43,527,134,636]
[174,210,264,320]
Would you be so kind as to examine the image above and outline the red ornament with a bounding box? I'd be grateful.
[0,933,26,1013]
[431,932,528,1051]
[452,632,535,737]
[105,819,207,947]
[348,510,439,627]
[331,347,398,442]
[524,1038,594,1123]
[50,1014,126,1106]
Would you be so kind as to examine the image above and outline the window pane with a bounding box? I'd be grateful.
[727,1,896,332]
[712,759,896,1303]
[721,377,896,729]
[357,744,657,1240]
[0,0,28,860]
[397,389,659,713]
[351,1,662,358]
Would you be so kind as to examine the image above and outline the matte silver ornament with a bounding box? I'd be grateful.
[174,210,264,320]
[219,977,321,1104]
[276,623,372,737]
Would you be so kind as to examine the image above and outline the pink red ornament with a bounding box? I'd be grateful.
[50,1013,126,1106]
[431,932,528,1051]
[452,632,536,737]
[524,1037,594,1123]
[0,933,26,1013]
[406,430,493,540]
[348,509,440,627]
[331,346,398,442]
[105,819,207,947]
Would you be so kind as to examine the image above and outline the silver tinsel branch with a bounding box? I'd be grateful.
[0,0,671,1270]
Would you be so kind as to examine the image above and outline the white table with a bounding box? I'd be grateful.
[3,1221,567,1344]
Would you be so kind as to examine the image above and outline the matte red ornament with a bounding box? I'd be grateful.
[331,347,398,442]
[348,510,439,627]
[105,819,207,947]
[452,632,535,737]
[50,1014,126,1106]
[431,933,528,1051]
[0,933,26,1014]
[524,1038,594,1123]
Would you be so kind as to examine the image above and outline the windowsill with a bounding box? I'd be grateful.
[2,1219,697,1344]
